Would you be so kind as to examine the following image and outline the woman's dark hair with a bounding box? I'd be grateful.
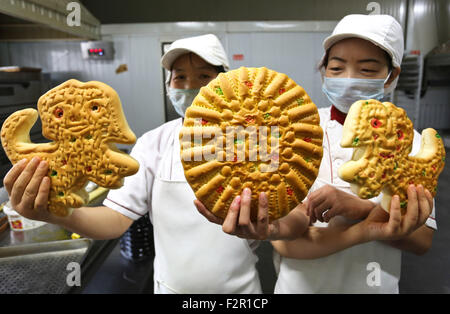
[214,65,226,73]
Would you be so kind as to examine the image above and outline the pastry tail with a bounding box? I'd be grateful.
[1,108,56,164]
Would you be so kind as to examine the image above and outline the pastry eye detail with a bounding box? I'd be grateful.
[92,105,99,111]
[54,108,64,118]
[370,118,382,128]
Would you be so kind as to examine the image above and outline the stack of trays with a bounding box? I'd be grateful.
[120,213,154,262]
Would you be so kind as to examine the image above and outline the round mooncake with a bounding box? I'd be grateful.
[180,67,323,221]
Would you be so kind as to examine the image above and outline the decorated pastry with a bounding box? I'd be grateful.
[180,67,323,221]
[338,99,446,212]
[1,79,139,216]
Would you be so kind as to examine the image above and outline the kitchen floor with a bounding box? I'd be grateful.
[84,146,450,294]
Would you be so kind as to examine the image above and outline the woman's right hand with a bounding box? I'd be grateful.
[3,156,52,222]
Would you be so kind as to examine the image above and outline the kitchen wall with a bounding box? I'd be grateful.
[0,21,335,140]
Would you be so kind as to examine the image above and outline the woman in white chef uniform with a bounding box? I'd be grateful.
[271,14,438,293]
[2,34,263,294]
[195,15,437,294]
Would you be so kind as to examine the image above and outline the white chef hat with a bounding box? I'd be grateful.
[161,34,230,72]
[319,14,404,94]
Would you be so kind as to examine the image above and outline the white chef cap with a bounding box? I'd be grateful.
[161,34,230,72]
[319,14,404,94]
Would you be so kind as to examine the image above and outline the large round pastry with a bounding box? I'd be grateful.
[180,67,323,221]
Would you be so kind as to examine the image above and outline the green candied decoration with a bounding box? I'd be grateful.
[296,98,304,106]
[50,170,57,177]
[443,156,446,162]
[70,137,76,142]
[394,161,398,170]
[58,191,64,197]
[272,131,281,138]
[435,133,441,139]
[215,87,223,95]
[234,139,244,144]
[400,201,407,209]
[352,137,359,146]
[104,170,113,175]
[263,113,270,119]
[434,186,438,192]
[304,157,311,163]
[85,134,92,140]
[422,169,426,176]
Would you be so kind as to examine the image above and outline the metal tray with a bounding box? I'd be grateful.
[0,238,93,294]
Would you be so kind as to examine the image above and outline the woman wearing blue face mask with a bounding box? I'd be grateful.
[269,14,437,294]
[191,15,436,294]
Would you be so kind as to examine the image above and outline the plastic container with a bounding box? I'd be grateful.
[2,201,47,231]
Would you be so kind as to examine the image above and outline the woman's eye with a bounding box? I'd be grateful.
[174,75,185,80]
[330,67,341,71]
[200,74,212,80]
[362,69,376,73]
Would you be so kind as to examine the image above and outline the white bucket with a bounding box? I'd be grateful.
[2,201,47,231]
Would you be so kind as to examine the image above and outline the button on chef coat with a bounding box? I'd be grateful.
[273,106,437,294]
[104,118,261,294]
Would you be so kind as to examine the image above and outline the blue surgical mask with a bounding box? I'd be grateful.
[322,72,391,113]
[167,87,200,117]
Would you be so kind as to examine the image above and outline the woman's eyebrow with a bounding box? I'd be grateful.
[195,65,217,71]
[358,58,382,64]
[329,56,346,63]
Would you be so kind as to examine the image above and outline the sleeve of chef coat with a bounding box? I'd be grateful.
[103,134,153,221]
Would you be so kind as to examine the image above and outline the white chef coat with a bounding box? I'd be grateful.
[104,118,262,294]
[273,106,437,294]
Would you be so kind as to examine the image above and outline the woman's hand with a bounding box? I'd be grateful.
[305,185,375,223]
[3,156,52,222]
[359,184,433,242]
[194,187,279,240]
[195,187,310,240]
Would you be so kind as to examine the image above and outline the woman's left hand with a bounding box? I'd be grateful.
[306,185,375,223]
[194,187,280,240]
[360,184,433,242]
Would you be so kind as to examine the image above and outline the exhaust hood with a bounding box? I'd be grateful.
[0,0,100,41]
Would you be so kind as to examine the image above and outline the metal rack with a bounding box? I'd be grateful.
[391,52,424,129]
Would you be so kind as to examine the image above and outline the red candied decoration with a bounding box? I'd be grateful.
[245,115,256,123]
[303,137,312,143]
[397,130,404,140]
[286,187,293,196]
[201,118,208,125]
[279,88,286,95]
[244,81,253,88]
[216,186,224,194]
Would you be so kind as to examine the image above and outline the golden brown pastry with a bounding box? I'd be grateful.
[1,79,139,216]
[180,67,323,221]
[338,99,446,212]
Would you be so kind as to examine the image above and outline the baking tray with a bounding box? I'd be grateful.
[0,238,93,294]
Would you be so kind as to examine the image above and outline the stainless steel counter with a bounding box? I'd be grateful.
[0,191,119,294]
